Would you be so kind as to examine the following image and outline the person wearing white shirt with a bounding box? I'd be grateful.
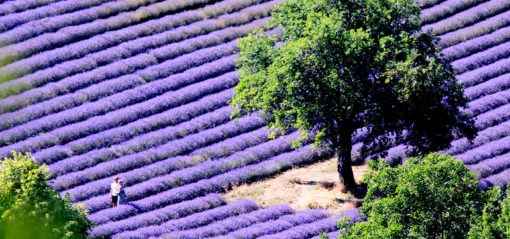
[110,176,121,208]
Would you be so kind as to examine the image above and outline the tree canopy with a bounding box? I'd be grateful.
[0,152,93,239]
[231,0,476,192]
[325,153,508,239]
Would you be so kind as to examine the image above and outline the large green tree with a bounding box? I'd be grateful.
[231,0,476,193]
[0,152,93,239]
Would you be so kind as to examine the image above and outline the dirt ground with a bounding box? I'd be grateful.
[225,158,369,216]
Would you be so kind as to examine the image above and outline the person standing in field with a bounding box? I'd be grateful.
[110,176,121,208]
[118,180,126,205]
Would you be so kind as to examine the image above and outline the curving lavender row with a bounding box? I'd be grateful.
[257,209,363,239]
[456,57,510,87]
[89,193,227,238]
[0,38,237,119]
[0,0,275,82]
[47,106,232,180]
[479,154,510,190]
[422,0,510,36]
[452,40,510,74]
[52,113,265,193]
[469,151,510,178]
[216,209,329,239]
[442,25,510,61]
[474,103,510,129]
[419,0,487,25]
[0,0,214,53]
[113,199,259,239]
[438,9,510,48]
[44,92,233,175]
[74,129,300,212]
[0,0,111,31]
[61,125,276,200]
[0,53,237,133]
[465,88,510,115]
[158,205,300,239]
[445,121,510,156]
[0,68,239,155]
[0,1,276,99]
[456,135,510,165]
[0,0,60,16]
[85,144,330,219]
[463,72,510,101]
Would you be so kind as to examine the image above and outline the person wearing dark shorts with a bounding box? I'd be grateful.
[110,176,121,208]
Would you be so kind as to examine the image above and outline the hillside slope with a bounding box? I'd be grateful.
[0,0,509,238]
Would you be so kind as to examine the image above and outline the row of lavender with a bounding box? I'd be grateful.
[0,0,366,238]
[368,0,510,192]
[0,0,509,238]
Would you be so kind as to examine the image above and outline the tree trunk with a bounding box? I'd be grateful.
[337,134,357,194]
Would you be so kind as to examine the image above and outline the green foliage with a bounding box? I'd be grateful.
[0,151,93,239]
[331,153,486,239]
[231,0,476,168]
[467,187,510,239]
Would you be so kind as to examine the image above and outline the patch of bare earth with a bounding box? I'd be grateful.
[225,158,368,216]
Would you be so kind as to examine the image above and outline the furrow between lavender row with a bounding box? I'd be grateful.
[89,194,226,237]
[419,0,487,25]
[0,0,275,79]
[452,40,510,74]
[445,121,510,155]
[464,88,510,116]
[75,129,299,212]
[0,1,276,99]
[0,0,111,31]
[479,154,510,190]
[257,209,363,239]
[86,144,331,222]
[60,124,275,199]
[0,0,60,16]
[442,25,510,61]
[50,101,263,194]
[0,56,238,153]
[422,0,510,36]
[0,0,215,53]
[464,74,510,103]
[44,92,233,175]
[114,199,260,239]
[469,151,510,178]
[456,56,510,87]
[213,209,329,239]
[438,9,510,48]
[155,205,302,239]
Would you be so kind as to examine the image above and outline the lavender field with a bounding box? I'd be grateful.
[0,0,509,238]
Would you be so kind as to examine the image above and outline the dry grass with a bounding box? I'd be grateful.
[225,158,369,216]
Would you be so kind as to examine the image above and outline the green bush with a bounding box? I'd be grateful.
[0,152,93,239]
[326,153,510,239]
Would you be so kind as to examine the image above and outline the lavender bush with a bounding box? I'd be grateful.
[160,205,296,239]
[44,93,233,174]
[422,0,510,36]
[439,10,510,48]
[0,2,277,98]
[89,193,226,238]
[257,209,363,239]
[0,0,110,31]
[52,113,265,193]
[112,199,259,239]
[217,209,329,239]
[0,54,236,132]
[0,69,239,154]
